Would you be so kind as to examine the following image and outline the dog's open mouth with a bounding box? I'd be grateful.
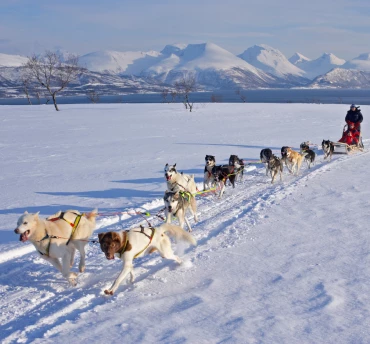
[105,255,115,260]
[20,230,30,242]
[166,175,172,181]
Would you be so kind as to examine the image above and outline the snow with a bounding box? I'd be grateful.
[300,53,346,80]
[79,50,161,74]
[289,52,311,65]
[238,44,306,77]
[309,68,370,88]
[0,103,370,343]
[342,53,370,72]
[0,53,28,67]
[145,42,262,76]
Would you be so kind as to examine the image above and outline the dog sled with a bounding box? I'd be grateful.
[333,124,364,154]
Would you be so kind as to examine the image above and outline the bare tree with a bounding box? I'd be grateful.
[170,90,177,103]
[87,90,100,104]
[35,89,42,104]
[23,51,81,111]
[175,75,196,112]
[161,88,169,103]
[235,87,247,103]
[20,71,32,105]
[211,94,223,103]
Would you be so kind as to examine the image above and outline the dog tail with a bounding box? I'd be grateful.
[158,223,197,246]
[85,208,98,221]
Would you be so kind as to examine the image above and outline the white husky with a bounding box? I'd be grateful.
[14,209,97,286]
[164,163,197,194]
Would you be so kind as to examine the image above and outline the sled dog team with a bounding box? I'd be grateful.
[15,143,328,295]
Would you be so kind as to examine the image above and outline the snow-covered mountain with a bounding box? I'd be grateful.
[308,68,370,88]
[238,45,307,81]
[289,52,311,66]
[299,53,346,79]
[0,53,28,67]
[142,42,279,88]
[342,53,370,72]
[4,43,370,93]
[79,50,161,74]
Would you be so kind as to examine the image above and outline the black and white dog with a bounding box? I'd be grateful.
[204,155,216,191]
[260,148,273,176]
[229,155,244,181]
[211,165,236,198]
[322,140,334,162]
[300,142,316,169]
[164,163,197,193]
[267,155,283,184]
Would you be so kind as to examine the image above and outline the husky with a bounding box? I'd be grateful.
[203,155,216,190]
[164,163,197,193]
[267,155,283,184]
[322,140,334,161]
[300,142,316,169]
[229,155,245,181]
[260,148,273,176]
[98,223,197,295]
[164,190,198,232]
[212,165,236,198]
[14,209,97,286]
[280,146,290,167]
[286,148,307,175]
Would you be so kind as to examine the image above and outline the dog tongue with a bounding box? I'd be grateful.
[20,232,28,242]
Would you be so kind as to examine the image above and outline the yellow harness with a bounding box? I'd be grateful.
[38,212,84,256]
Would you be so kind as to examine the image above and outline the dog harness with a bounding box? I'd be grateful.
[47,211,83,245]
[37,212,84,256]
[118,226,155,259]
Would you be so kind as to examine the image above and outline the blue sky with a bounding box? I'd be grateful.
[1,0,370,60]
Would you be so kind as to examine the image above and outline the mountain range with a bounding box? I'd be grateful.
[1,43,370,98]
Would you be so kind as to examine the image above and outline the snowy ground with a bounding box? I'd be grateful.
[0,103,369,343]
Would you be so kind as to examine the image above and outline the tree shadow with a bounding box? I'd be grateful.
[0,204,116,216]
[112,177,166,184]
[36,188,164,200]
[175,142,283,150]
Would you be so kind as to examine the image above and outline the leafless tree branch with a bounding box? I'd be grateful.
[23,51,82,111]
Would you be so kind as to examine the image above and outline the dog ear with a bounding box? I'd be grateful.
[111,232,121,242]
[98,232,106,243]
[24,210,28,214]
[174,192,180,199]
[34,211,40,218]
[174,163,176,168]
[165,163,168,167]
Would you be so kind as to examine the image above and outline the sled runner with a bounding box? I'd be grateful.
[333,124,364,154]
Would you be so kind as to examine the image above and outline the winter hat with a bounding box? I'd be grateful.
[350,104,356,108]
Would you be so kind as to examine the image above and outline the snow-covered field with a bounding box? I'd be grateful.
[0,103,369,343]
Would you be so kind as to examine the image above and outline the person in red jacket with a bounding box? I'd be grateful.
[339,104,363,145]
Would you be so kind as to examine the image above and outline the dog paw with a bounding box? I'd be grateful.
[104,289,114,295]
[79,265,85,273]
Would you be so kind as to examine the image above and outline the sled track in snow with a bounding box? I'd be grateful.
[0,145,369,343]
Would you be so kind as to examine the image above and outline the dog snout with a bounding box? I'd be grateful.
[168,206,172,212]
[14,228,20,234]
